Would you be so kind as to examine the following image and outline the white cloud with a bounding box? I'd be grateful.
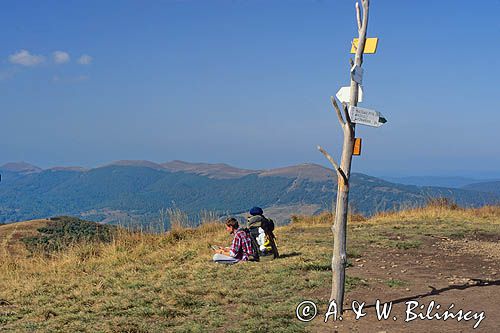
[77,54,92,65]
[8,50,45,66]
[53,51,70,64]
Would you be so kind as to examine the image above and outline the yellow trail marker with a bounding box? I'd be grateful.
[350,37,378,54]
[353,138,362,156]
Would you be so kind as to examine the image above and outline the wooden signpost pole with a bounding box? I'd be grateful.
[317,0,371,313]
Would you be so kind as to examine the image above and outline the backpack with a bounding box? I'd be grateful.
[242,227,260,262]
[260,217,275,233]
[260,217,279,259]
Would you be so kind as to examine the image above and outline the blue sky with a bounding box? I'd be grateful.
[1,0,499,177]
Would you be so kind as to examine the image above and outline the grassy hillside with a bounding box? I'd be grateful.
[1,205,499,332]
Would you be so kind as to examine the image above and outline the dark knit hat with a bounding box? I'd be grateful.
[249,206,263,216]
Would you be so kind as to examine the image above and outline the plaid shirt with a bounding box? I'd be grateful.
[229,228,254,261]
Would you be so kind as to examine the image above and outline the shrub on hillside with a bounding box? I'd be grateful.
[21,216,117,254]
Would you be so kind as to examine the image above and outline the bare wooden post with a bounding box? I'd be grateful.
[318,0,370,313]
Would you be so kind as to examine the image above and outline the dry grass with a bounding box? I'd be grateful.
[292,203,500,257]
[0,216,341,332]
[1,204,499,332]
[371,202,500,222]
[290,212,366,226]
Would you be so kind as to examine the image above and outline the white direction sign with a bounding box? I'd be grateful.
[348,106,387,127]
[335,86,364,104]
[350,64,364,84]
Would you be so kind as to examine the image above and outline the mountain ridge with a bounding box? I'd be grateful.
[0,161,42,174]
[0,160,497,225]
[380,176,500,188]
[462,180,500,195]
[161,160,260,179]
[1,160,337,181]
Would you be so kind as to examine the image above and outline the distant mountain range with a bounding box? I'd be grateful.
[0,160,498,226]
[462,181,500,195]
[380,176,500,189]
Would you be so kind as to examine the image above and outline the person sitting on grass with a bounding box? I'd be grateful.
[247,206,279,258]
[212,217,254,264]
[247,206,268,248]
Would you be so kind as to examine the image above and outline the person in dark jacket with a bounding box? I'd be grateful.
[247,206,265,229]
[247,207,279,258]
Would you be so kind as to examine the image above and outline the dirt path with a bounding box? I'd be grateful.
[308,236,500,332]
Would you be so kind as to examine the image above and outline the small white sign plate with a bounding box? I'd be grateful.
[350,64,364,84]
[335,86,364,104]
[348,106,387,127]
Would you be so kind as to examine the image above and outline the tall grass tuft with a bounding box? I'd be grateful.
[167,207,192,230]
[198,209,219,225]
[425,197,460,210]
